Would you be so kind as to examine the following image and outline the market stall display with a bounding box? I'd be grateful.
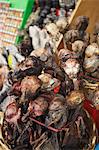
[0,14,99,149]
[0,0,99,150]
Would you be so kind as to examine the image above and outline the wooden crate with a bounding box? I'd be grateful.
[70,0,99,33]
[58,0,99,50]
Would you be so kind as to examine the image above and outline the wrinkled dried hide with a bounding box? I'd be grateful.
[10,56,43,82]
[75,16,89,36]
[45,95,68,128]
[66,90,85,109]
[83,44,99,78]
[64,30,79,49]
[20,76,42,102]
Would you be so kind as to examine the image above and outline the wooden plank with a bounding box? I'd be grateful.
[70,0,99,33]
[69,0,82,24]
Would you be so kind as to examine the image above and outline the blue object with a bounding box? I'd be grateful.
[95,144,99,150]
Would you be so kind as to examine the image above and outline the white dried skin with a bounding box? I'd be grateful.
[30,48,52,61]
[56,17,68,32]
[66,90,85,108]
[45,23,59,36]
[58,48,71,60]
[38,73,61,90]
[29,25,41,50]
[63,59,80,79]
[84,55,99,72]
[84,43,99,74]
[28,97,48,117]
[38,73,52,84]
[29,26,50,50]
[21,76,41,94]
[72,40,84,53]
[85,44,99,57]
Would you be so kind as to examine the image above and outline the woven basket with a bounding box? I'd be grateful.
[0,109,97,150]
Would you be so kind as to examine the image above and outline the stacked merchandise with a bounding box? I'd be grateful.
[0,1,10,50]
[0,0,34,50]
[0,0,80,70]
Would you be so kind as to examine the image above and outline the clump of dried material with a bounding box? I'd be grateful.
[46,95,68,128]
[83,43,99,78]
[66,90,85,108]
[28,97,48,117]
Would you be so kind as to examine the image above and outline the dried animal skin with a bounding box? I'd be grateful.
[62,59,80,79]
[66,90,85,108]
[84,55,99,73]
[5,102,21,124]
[84,43,99,76]
[45,23,59,36]
[44,55,65,81]
[18,37,33,57]
[72,40,85,54]
[39,73,61,91]
[21,76,41,94]
[29,26,50,50]
[17,57,36,71]
[75,16,89,34]
[58,48,74,68]
[64,30,79,47]
[30,48,52,62]
[56,17,68,33]
[85,44,99,57]
[58,48,71,60]
[46,96,68,128]
[83,45,99,78]
[58,49,80,90]
[29,25,41,50]
[82,78,99,102]
[28,97,48,117]
[2,98,21,138]
[17,56,43,75]
[38,73,52,84]
[49,96,65,111]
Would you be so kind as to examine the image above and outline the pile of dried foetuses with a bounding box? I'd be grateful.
[0,15,98,150]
